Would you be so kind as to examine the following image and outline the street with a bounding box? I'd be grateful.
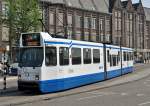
[18,73,150,106]
[0,63,150,106]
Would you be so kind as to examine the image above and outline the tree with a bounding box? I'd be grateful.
[4,0,42,60]
[6,0,42,33]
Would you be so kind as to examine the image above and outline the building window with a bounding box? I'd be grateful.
[76,15,82,28]
[126,13,133,47]
[58,12,64,26]
[106,19,110,42]
[71,48,81,65]
[100,17,105,42]
[68,14,72,27]
[115,18,118,31]
[49,12,54,25]
[59,47,69,65]
[83,48,91,64]
[84,17,90,28]
[118,18,121,30]
[114,11,122,32]
[91,18,96,29]
[106,19,110,32]
[45,47,57,66]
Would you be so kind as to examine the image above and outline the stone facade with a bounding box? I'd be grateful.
[110,0,145,49]
[40,0,150,62]
[144,7,150,49]
[40,0,111,43]
[109,0,150,62]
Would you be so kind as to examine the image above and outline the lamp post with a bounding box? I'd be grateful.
[3,49,6,90]
[3,45,9,90]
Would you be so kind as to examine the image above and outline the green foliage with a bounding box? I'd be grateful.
[5,0,42,33]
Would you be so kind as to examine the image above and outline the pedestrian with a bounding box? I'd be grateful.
[0,61,4,76]
[4,62,10,75]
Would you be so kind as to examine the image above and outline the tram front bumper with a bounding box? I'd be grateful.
[18,80,40,91]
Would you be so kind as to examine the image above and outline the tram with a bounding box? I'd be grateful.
[18,32,134,93]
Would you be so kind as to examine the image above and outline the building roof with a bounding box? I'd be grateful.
[80,0,96,11]
[65,0,82,9]
[41,0,65,4]
[144,7,150,21]
[40,0,110,14]
[93,0,109,13]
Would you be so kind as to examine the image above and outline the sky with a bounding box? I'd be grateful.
[122,0,150,8]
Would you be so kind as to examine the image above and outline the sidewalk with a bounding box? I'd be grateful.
[0,63,150,106]
[0,76,17,82]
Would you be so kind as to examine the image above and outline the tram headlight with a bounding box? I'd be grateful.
[35,75,39,80]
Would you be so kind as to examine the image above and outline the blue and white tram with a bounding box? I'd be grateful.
[18,32,134,93]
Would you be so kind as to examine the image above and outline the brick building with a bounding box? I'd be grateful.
[110,0,148,62]
[40,0,111,43]
[144,7,150,61]
[144,7,150,50]
[40,0,150,62]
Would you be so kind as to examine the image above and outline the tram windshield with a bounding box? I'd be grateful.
[19,47,43,67]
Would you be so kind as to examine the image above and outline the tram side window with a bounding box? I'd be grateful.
[45,47,57,66]
[107,50,110,62]
[83,48,91,64]
[128,52,131,61]
[72,48,81,65]
[123,52,126,61]
[112,55,117,66]
[129,52,131,61]
[116,55,119,65]
[110,55,113,66]
[130,52,133,60]
[131,52,134,60]
[59,47,69,65]
[118,51,120,62]
[127,52,129,61]
[93,49,100,63]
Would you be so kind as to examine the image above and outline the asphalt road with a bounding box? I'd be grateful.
[19,74,150,106]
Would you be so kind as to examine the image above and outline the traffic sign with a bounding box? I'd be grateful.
[0,48,6,53]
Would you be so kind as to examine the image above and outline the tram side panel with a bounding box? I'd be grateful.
[121,48,134,74]
[40,44,105,93]
[62,46,105,90]
[106,45,122,79]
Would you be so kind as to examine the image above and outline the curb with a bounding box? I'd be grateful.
[0,88,18,95]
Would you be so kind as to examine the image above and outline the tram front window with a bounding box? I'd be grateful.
[19,47,43,67]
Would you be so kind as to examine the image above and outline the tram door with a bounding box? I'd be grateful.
[103,44,110,80]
